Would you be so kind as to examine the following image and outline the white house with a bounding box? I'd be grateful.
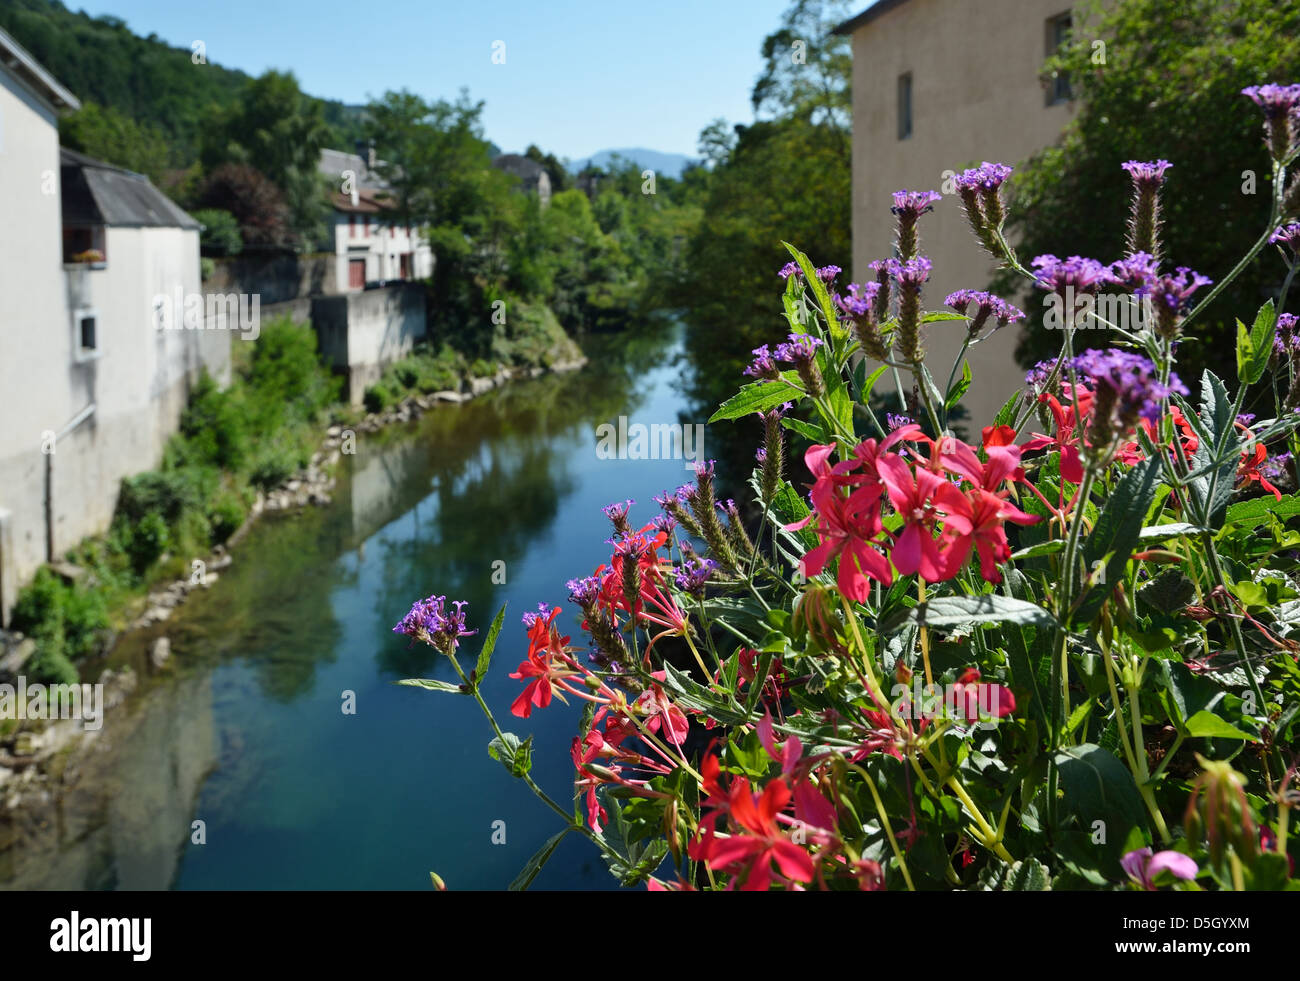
[318,146,434,292]
[0,27,227,624]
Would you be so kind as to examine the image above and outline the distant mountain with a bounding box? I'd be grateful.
[568,148,696,179]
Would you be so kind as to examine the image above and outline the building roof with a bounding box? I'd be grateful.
[60,148,200,229]
[330,188,396,215]
[492,153,547,184]
[319,147,389,190]
[833,0,911,35]
[0,26,80,111]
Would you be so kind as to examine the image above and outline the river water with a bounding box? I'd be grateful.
[0,320,713,890]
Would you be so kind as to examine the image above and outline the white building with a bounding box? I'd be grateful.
[318,146,434,292]
[0,27,227,624]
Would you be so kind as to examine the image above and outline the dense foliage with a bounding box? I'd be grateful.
[1001,0,1300,382]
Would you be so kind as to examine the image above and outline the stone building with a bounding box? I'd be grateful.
[835,0,1083,429]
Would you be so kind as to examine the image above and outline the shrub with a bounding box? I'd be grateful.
[10,568,109,682]
[192,207,244,257]
[208,488,247,542]
[363,381,394,414]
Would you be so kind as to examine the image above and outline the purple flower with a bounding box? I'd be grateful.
[834,281,880,319]
[886,413,915,432]
[777,261,802,280]
[1241,84,1300,120]
[651,512,676,536]
[1153,267,1212,315]
[393,594,477,654]
[1108,252,1160,294]
[1025,359,1060,393]
[884,256,932,287]
[758,401,792,425]
[675,557,719,596]
[1031,254,1113,295]
[1270,223,1300,251]
[1260,451,1293,484]
[567,576,601,607]
[1236,413,1257,427]
[816,264,842,283]
[743,344,782,382]
[1121,847,1198,891]
[774,332,824,366]
[602,498,634,525]
[945,289,1025,329]
[520,600,553,629]
[1276,313,1300,356]
[755,446,767,464]
[1121,160,1173,190]
[1073,348,1188,424]
[954,162,1013,191]
[693,459,716,480]
[891,189,942,219]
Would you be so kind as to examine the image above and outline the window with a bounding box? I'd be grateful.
[1046,13,1072,105]
[349,214,356,239]
[63,226,107,265]
[72,307,98,360]
[897,73,913,140]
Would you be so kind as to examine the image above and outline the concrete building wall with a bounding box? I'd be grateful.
[847,0,1085,431]
[205,252,337,304]
[311,284,426,404]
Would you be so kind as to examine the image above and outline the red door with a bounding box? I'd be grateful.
[349,259,365,289]
[400,253,411,279]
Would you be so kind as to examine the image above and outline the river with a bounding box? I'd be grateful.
[0,319,712,890]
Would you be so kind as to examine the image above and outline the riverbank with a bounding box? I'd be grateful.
[0,339,586,834]
[0,318,680,890]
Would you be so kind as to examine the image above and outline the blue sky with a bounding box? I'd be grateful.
[70,0,806,160]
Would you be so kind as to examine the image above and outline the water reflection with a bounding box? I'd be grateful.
[2,318,696,890]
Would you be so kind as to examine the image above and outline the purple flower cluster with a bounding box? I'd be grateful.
[884,256,932,287]
[520,601,553,629]
[944,289,1025,330]
[778,261,841,283]
[817,264,842,283]
[567,576,601,608]
[602,498,635,535]
[1108,252,1160,294]
[743,344,782,382]
[1152,267,1212,317]
[777,261,801,280]
[1241,84,1300,120]
[1121,160,1173,190]
[675,556,719,596]
[954,162,1014,191]
[1270,223,1300,252]
[834,281,880,319]
[1277,313,1300,357]
[1072,348,1188,425]
[886,413,915,432]
[891,189,942,219]
[1031,254,1113,295]
[1024,359,1060,393]
[651,512,676,535]
[393,594,477,653]
[774,332,824,366]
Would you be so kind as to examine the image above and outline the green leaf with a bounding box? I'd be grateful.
[709,376,804,423]
[474,603,507,685]
[396,678,465,695]
[1005,858,1053,891]
[1224,492,1300,529]
[921,311,969,323]
[1009,540,1065,561]
[1183,710,1256,741]
[992,392,1021,430]
[1236,300,1275,386]
[509,829,569,891]
[944,361,972,412]
[880,593,1056,634]
[488,732,533,778]
[784,241,841,338]
[857,363,889,406]
[1137,522,1206,542]
[1054,744,1148,839]
[781,415,826,444]
[1074,457,1162,624]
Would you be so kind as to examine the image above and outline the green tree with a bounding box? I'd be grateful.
[201,70,332,249]
[1000,0,1300,379]
[59,101,173,183]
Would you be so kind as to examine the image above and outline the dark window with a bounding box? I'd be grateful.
[1046,13,1072,105]
[898,72,913,140]
[79,314,96,351]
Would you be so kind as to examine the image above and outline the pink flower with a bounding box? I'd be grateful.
[1121,847,1197,890]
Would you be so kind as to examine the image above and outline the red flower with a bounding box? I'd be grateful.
[1023,389,1092,483]
[939,487,1040,583]
[1237,442,1283,500]
[508,606,570,718]
[878,454,969,582]
[689,776,815,891]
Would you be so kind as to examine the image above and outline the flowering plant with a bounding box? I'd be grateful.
[399,87,1300,891]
